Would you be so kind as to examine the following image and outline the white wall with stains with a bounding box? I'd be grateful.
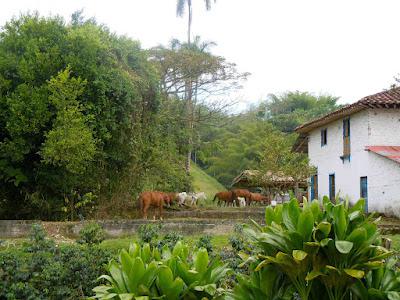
[307,108,400,216]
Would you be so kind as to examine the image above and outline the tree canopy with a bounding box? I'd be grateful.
[257,91,340,132]
[0,13,188,219]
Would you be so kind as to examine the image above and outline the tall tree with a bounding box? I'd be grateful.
[176,0,217,173]
[151,38,248,174]
[176,0,216,44]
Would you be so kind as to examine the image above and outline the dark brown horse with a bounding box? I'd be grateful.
[138,191,168,219]
[249,192,270,206]
[213,191,235,206]
[232,189,252,206]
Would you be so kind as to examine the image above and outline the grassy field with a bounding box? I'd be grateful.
[100,234,230,252]
[2,233,400,253]
[191,163,226,203]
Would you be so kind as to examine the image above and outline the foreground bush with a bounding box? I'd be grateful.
[91,241,231,299]
[77,222,106,245]
[0,224,113,299]
[231,197,398,300]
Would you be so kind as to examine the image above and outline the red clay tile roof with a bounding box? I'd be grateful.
[365,146,400,164]
[295,87,400,133]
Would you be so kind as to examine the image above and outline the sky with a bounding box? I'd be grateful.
[1,0,400,110]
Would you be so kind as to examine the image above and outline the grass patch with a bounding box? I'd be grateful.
[99,234,230,252]
[191,163,226,203]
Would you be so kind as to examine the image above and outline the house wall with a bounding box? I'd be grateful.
[368,109,400,145]
[308,110,370,205]
[307,108,400,216]
[367,109,400,216]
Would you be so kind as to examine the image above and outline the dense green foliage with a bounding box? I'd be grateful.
[195,91,340,187]
[196,116,309,187]
[0,13,189,219]
[138,223,162,245]
[91,241,231,299]
[77,222,106,245]
[0,224,113,299]
[232,198,398,300]
[259,91,340,132]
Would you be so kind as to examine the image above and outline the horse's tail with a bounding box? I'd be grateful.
[213,194,218,202]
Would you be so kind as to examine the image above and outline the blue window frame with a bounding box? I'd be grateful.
[360,176,368,212]
[310,174,318,200]
[329,174,335,203]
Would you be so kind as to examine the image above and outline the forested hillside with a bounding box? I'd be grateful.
[195,92,340,186]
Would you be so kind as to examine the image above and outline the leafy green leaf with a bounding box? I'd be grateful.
[194,248,209,275]
[306,270,324,281]
[344,269,365,279]
[297,208,314,241]
[335,240,353,254]
[292,250,308,261]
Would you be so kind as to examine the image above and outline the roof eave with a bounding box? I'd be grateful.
[295,105,366,134]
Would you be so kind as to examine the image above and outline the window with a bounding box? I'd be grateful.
[329,174,335,203]
[321,129,327,146]
[342,118,350,159]
[360,176,368,212]
[310,174,318,200]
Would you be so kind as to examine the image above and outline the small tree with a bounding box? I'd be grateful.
[257,130,313,197]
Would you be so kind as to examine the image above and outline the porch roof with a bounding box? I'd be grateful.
[365,146,400,164]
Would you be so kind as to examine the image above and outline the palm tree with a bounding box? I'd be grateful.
[176,0,217,174]
[176,0,216,44]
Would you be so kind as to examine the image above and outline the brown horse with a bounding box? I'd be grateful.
[165,192,178,206]
[232,189,252,206]
[249,192,270,206]
[138,191,168,219]
[213,191,235,206]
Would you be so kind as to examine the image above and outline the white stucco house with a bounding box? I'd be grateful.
[293,87,400,216]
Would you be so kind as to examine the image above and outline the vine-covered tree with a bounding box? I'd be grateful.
[0,13,188,219]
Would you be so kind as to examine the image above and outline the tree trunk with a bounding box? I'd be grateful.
[187,0,192,44]
[185,82,193,174]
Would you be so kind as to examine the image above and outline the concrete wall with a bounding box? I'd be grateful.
[0,209,265,238]
[367,109,400,215]
[0,219,253,239]
[308,110,370,204]
[369,109,400,145]
[308,108,400,216]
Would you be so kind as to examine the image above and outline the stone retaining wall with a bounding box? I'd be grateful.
[0,218,255,239]
[1,211,399,239]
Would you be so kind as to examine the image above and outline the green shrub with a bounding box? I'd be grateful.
[91,241,231,299]
[352,257,400,299]
[77,222,106,245]
[196,234,213,253]
[0,224,113,299]
[24,223,56,253]
[137,223,162,245]
[157,231,183,250]
[232,197,396,300]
